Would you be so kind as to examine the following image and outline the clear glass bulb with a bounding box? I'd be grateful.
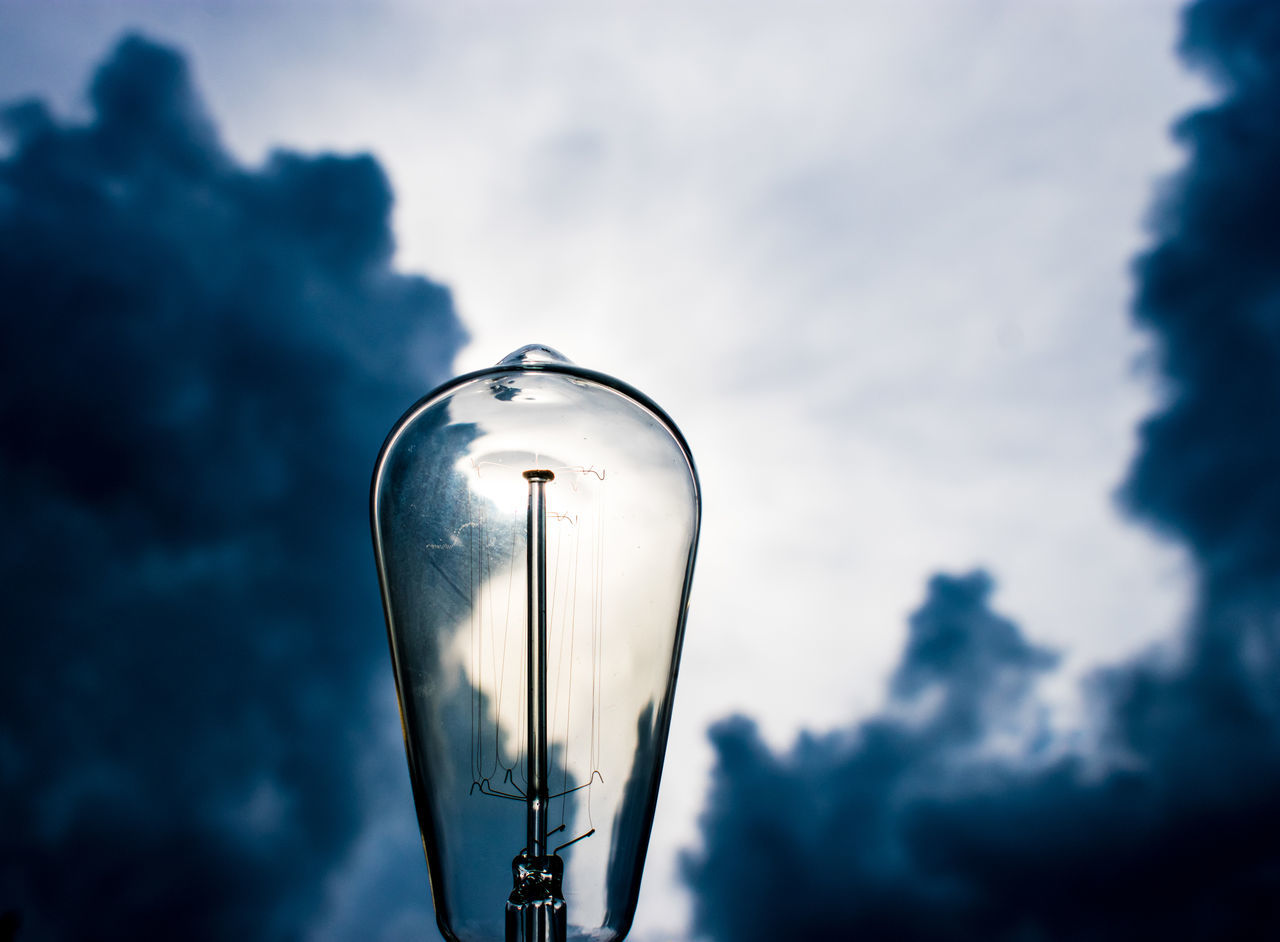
[371,345,700,942]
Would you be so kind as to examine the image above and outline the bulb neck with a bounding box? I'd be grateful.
[506,853,566,942]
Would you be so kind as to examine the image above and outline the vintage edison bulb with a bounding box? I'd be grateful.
[371,345,700,942]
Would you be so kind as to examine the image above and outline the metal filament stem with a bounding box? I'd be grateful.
[507,469,566,942]
[524,468,552,857]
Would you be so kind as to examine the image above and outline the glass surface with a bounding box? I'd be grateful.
[371,345,700,942]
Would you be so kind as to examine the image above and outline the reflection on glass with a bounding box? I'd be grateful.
[371,345,700,942]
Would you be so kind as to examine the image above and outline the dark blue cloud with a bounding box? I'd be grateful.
[1123,0,1280,597]
[0,34,464,940]
[684,0,1280,938]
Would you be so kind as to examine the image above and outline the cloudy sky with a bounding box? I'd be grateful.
[5,1,1278,940]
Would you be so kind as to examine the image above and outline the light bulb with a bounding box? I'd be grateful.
[371,345,700,942]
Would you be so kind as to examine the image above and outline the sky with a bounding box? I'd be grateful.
[3,1,1277,940]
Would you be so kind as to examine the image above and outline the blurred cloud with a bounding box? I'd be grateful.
[1123,0,1280,595]
[0,33,463,940]
[0,9,1206,934]
[0,4,1259,940]
[684,0,1280,937]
